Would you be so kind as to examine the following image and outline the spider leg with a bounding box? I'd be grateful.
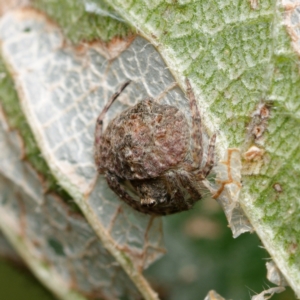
[176,171,202,205]
[162,172,192,213]
[94,80,131,145]
[105,172,150,214]
[197,133,217,178]
[185,78,203,169]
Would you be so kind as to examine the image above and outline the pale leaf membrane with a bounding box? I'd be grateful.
[266,261,289,287]
[0,8,167,273]
[248,261,288,300]
[213,148,253,238]
[204,290,225,300]
[251,287,285,300]
[0,230,21,263]
[203,287,285,300]
[0,108,141,299]
[282,0,300,56]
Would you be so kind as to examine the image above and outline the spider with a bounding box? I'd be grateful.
[94,79,216,216]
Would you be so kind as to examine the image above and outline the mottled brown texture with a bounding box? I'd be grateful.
[99,99,189,179]
[94,79,216,215]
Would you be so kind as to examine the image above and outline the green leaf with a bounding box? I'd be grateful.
[104,0,300,296]
[0,0,299,299]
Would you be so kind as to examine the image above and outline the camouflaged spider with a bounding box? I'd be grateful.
[94,79,216,216]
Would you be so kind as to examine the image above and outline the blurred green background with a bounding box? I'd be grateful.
[0,259,56,300]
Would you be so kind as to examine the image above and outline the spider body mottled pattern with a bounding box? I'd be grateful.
[94,79,216,215]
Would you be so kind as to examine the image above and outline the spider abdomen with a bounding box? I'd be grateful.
[94,80,216,215]
[97,99,190,180]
